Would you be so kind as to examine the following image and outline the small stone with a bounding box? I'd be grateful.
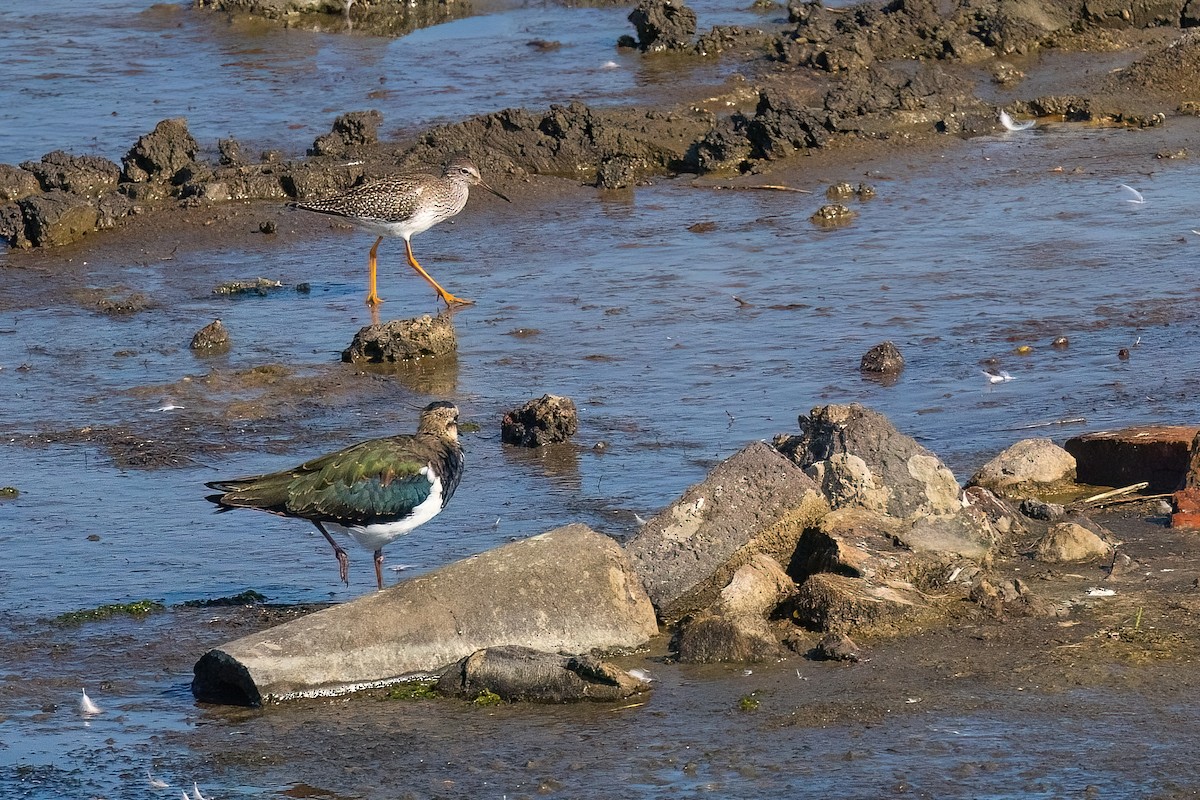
[825,182,855,200]
[501,394,578,447]
[190,319,230,352]
[1020,498,1065,521]
[859,341,904,375]
[341,314,457,363]
[809,204,856,227]
[812,633,861,662]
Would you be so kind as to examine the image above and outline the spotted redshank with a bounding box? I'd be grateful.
[291,157,510,307]
[205,401,464,590]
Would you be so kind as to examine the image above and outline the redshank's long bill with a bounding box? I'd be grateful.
[291,157,510,307]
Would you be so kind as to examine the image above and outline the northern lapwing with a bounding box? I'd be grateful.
[205,401,464,590]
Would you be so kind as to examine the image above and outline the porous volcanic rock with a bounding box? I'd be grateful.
[500,394,578,447]
[120,118,200,186]
[342,314,457,363]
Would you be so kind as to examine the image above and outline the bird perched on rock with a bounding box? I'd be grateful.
[205,401,464,590]
[291,156,510,308]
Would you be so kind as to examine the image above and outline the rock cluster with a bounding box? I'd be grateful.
[195,401,1196,705]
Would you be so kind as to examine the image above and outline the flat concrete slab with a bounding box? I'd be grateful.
[192,524,658,704]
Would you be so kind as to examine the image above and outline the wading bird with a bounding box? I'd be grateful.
[291,157,510,307]
[205,401,464,590]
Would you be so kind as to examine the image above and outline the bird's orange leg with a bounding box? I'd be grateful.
[374,549,385,591]
[366,236,385,307]
[404,239,474,307]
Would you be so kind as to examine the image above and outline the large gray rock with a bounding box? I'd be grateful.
[436,645,650,703]
[192,524,658,705]
[624,440,829,623]
[967,438,1077,497]
[776,403,962,519]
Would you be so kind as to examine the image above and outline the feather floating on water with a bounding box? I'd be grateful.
[79,687,102,717]
[1119,184,1145,204]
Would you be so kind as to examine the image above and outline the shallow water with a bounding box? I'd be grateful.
[0,0,768,164]
[3,2,1200,798]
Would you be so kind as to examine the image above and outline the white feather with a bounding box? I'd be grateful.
[1119,184,1145,204]
[999,110,1035,131]
[79,687,102,716]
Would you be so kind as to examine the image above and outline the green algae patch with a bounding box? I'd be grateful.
[472,688,504,706]
[179,590,267,608]
[386,682,439,701]
[55,599,166,625]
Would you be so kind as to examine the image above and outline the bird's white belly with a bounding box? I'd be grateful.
[357,205,450,241]
[327,472,445,552]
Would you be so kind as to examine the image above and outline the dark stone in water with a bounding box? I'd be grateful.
[860,341,904,375]
[342,314,457,363]
[191,319,231,352]
[501,394,578,447]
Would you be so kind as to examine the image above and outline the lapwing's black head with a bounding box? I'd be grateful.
[418,401,460,439]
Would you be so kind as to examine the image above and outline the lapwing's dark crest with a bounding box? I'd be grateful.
[206,401,463,590]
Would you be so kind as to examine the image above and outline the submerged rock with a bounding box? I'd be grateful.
[190,319,231,353]
[859,341,904,375]
[436,645,651,703]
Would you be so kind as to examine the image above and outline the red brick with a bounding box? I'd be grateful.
[1170,511,1200,530]
[1176,488,1200,513]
